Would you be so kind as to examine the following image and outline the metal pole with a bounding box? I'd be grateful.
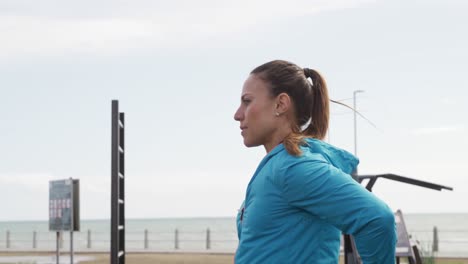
[353,90,364,157]
[144,229,148,249]
[346,90,364,264]
[70,231,73,264]
[60,231,63,248]
[111,100,119,264]
[56,231,60,264]
[206,228,211,250]
[70,178,74,264]
[175,229,179,250]
[353,92,357,157]
[6,230,10,248]
[33,231,37,249]
[87,230,91,249]
[353,90,364,174]
[433,226,439,253]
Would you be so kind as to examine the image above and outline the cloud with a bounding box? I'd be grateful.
[0,172,56,188]
[0,172,110,194]
[0,16,159,57]
[410,125,465,136]
[0,0,376,58]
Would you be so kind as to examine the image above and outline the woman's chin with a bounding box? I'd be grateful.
[243,139,260,148]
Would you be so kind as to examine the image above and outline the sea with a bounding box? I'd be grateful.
[0,213,467,258]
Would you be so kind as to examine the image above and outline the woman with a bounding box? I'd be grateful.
[233,60,396,263]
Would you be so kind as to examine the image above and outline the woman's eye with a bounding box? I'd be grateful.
[242,99,251,104]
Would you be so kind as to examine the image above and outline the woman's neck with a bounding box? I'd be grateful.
[264,125,292,153]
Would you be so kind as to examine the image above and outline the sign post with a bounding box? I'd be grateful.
[49,179,80,264]
[70,179,74,264]
[56,231,60,264]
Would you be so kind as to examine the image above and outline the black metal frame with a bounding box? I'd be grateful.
[358,174,453,192]
[111,100,125,264]
[344,173,453,264]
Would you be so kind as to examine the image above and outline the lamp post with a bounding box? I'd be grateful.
[352,90,364,180]
[353,90,364,156]
[344,90,365,264]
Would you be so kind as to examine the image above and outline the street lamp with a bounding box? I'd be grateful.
[353,90,364,158]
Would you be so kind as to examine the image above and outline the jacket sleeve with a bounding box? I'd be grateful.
[282,159,397,264]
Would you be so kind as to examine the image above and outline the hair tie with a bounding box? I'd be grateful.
[304,68,318,89]
[303,68,314,79]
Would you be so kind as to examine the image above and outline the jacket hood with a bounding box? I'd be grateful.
[303,138,359,175]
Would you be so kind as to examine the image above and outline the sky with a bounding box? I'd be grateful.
[0,0,467,221]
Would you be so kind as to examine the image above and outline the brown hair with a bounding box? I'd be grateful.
[251,60,329,156]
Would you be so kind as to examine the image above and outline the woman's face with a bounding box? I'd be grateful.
[234,74,278,148]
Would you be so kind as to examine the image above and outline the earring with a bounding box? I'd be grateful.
[275,112,280,116]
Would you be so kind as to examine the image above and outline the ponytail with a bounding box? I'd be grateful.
[282,69,329,156]
[283,133,304,156]
[303,68,329,140]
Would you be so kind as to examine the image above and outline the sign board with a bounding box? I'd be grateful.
[49,179,80,231]
[395,209,415,258]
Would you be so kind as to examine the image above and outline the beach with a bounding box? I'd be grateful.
[0,252,234,264]
[1,252,468,264]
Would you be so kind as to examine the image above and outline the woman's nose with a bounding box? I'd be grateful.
[234,107,243,121]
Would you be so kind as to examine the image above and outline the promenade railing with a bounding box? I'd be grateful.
[0,228,238,253]
[1,228,468,257]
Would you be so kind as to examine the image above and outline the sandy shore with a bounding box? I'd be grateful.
[1,252,468,264]
[0,252,234,264]
[81,252,235,264]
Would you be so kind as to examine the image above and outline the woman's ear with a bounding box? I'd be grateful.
[275,93,291,115]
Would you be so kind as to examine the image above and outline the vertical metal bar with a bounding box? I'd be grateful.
[144,229,148,249]
[344,234,361,264]
[70,178,74,264]
[433,226,439,252]
[111,100,119,264]
[353,92,357,158]
[120,112,125,264]
[175,229,179,250]
[56,231,60,264]
[6,230,10,249]
[33,231,37,249]
[344,235,351,264]
[206,228,211,250]
[352,90,364,178]
[70,231,73,264]
[87,230,91,249]
[412,245,422,264]
[60,231,63,248]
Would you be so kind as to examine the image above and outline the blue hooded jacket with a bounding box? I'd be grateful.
[235,138,396,263]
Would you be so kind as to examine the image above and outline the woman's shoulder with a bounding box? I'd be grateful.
[269,144,329,172]
[269,138,358,175]
[302,138,359,175]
